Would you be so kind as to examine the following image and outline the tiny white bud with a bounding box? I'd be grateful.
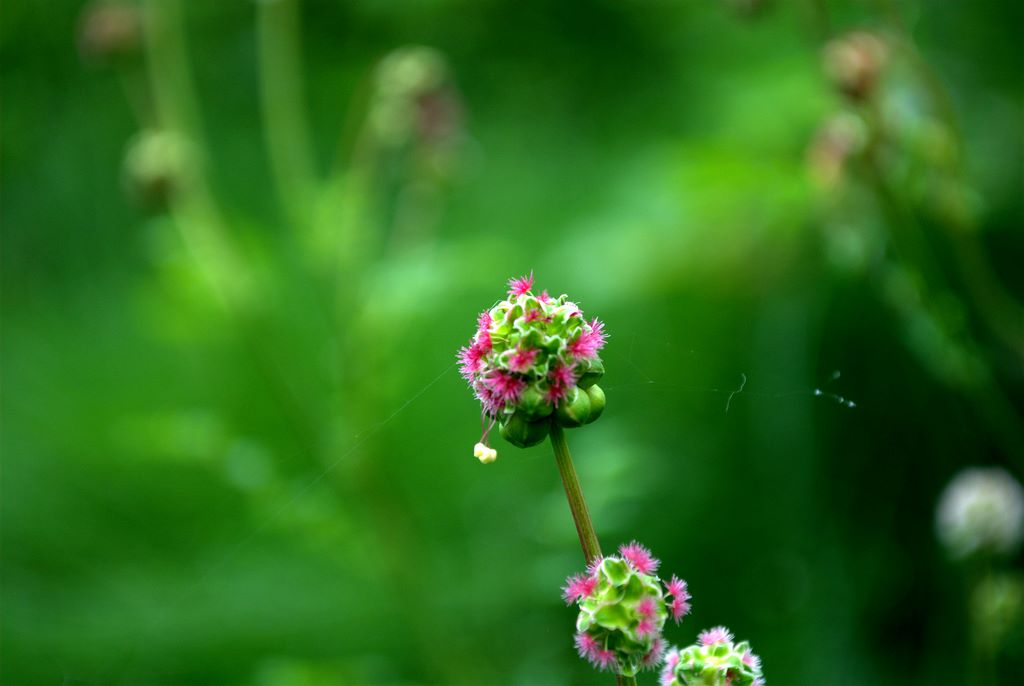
[473,442,497,464]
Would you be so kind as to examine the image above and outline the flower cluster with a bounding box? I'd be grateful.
[459,273,607,459]
[370,46,463,153]
[660,627,764,686]
[935,467,1024,560]
[564,542,691,677]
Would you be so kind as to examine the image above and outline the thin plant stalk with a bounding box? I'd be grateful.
[142,0,247,307]
[550,422,602,564]
[256,0,317,231]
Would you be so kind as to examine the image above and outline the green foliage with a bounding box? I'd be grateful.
[2,1,1023,685]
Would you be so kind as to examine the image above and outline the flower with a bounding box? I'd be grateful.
[565,544,690,677]
[936,467,1024,559]
[568,319,607,360]
[457,274,608,452]
[666,575,692,622]
[620,541,660,575]
[662,628,765,686]
[507,271,535,297]
[698,626,734,646]
[562,573,598,604]
[508,346,540,373]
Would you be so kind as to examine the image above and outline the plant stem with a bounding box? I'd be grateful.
[549,423,602,564]
[142,0,246,306]
[256,0,316,231]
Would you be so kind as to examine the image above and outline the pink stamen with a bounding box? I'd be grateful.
[476,310,493,336]
[548,363,578,389]
[562,573,598,604]
[642,638,666,669]
[594,649,617,671]
[544,383,569,406]
[636,597,656,619]
[458,341,488,380]
[660,651,680,686]
[484,370,526,406]
[507,272,535,298]
[508,346,539,373]
[619,541,660,575]
[666,576,691,622]
[670,596,691,623]
[698,626,734,646]
[575,632,599,660]
[636,618,656,638]
[568,318,608,359]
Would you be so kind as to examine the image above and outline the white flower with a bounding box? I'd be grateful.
[936,467,1024,559]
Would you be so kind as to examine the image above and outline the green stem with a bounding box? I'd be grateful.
[549,423,602,564]
[142,0,246,306]
[968,564,997,686]
[256,0,316,230]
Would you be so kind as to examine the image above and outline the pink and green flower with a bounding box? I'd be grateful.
[458,273,608,459]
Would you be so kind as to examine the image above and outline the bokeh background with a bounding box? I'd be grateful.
[3,0,1023,684]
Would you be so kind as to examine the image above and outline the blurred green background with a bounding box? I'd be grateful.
[3,0,1023,684]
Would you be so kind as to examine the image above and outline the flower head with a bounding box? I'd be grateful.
[936,467,1024,560]
[458,274,608,452]
[564,544,690,678]
[662,628,764,686]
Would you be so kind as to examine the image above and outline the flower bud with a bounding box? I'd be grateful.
[369,46,463,152]
[661,628,764,686]
[78,1,142,65]
[499,413,550,448]
[565,542,691,677]
[807,112,867,189]
[577,357,605,389]
[556,387,592,428]
[122,129,194,209]
[823,31,888,102]
[584,385,605,424]
[518,385,553,419]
